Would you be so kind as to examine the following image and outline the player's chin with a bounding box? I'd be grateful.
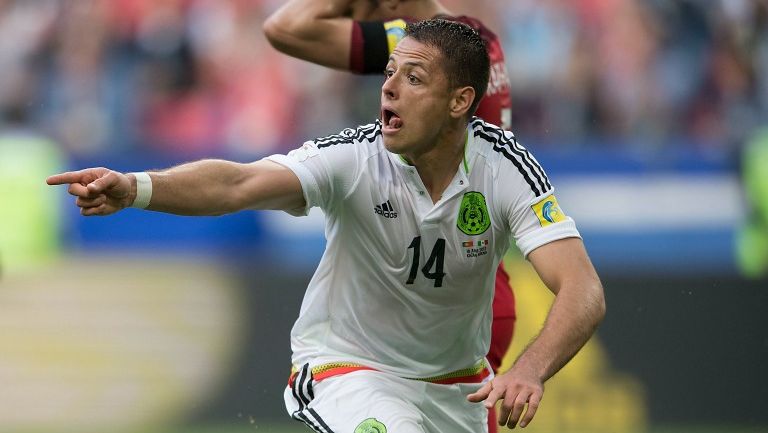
[382,135,406,154]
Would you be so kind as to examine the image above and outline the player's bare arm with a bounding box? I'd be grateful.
[46,159,305,217]
[263,0,357,69]
[263,0,449,70]
[467,237,605,429]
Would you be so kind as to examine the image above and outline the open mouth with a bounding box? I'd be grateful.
[382,108,403,130]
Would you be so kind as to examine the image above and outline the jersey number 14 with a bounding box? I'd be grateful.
[406,236,446,287]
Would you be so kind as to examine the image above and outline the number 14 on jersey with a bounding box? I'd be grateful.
[406,236,446,287]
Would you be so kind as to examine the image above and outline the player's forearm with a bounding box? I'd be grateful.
[263,0,354,68]
[272,0,352,21]
[512,278,605,382]
[142,159,256,216]
[264,0,350,43]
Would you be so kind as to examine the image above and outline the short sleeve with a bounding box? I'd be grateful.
[511,192,580,257]
[494,136,581,257]
[266,131,363,216]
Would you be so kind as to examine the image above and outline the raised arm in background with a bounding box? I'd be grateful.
[263,0,358,69]
[45,159,305,217]
[263,0,444,69]
[467,237,606,429]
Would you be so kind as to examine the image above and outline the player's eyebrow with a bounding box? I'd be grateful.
[387,56,428,72]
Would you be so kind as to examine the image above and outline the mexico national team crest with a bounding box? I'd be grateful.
[355,418,387,433]
[457,192,491,235]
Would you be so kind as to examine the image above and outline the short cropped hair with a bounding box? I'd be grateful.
[404,19,490,117]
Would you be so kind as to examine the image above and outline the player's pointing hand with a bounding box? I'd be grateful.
[46,167,134,216]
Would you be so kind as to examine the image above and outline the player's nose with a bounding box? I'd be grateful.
[381,75,398,100]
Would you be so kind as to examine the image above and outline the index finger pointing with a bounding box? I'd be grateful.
[46,171,85,186]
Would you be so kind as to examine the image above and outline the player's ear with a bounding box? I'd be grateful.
[449,86,475,119]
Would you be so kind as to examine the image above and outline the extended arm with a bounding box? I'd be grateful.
[263,0,356,69]
[46,159,305,216]
[468,237,605,428]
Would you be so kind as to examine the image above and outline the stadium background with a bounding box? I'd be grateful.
[1,0,767,432]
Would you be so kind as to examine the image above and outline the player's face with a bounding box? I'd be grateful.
[380,37,454,155]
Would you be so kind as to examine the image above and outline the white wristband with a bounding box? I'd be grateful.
[130,172,153,209]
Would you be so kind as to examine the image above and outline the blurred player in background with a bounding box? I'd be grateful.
[48,20,605,432]
[737,128,768,278]
[264,3,515,429]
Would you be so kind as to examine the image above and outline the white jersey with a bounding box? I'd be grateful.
[267,118,580,378]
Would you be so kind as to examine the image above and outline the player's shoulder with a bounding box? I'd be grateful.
[469,117,517,153]
[469,118,553,196]
[309,121,383,151]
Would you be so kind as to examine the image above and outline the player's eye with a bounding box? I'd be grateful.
[407,74,420,84]
[384,68,395,78]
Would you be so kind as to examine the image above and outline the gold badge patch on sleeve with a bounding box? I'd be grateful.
[531,195,566,227]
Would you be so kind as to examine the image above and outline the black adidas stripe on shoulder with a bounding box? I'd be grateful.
[470,118,552,196]
[314,121,382,149]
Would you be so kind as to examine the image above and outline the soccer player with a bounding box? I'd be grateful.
[264,4,516,429]
[48,20,605,433]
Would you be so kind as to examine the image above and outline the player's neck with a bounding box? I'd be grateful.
[406,124,467,204]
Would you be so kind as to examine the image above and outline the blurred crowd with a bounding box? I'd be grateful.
[0,0,766,158]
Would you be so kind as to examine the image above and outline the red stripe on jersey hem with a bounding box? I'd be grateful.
[288,362,491,386]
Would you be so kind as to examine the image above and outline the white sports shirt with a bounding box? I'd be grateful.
[267,118,580,378]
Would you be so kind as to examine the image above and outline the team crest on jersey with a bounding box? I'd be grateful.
[531,194,566,227]
[354,418,387,433]
[457,192,491,235]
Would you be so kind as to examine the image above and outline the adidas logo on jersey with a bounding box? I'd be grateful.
[374,200,398,218]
